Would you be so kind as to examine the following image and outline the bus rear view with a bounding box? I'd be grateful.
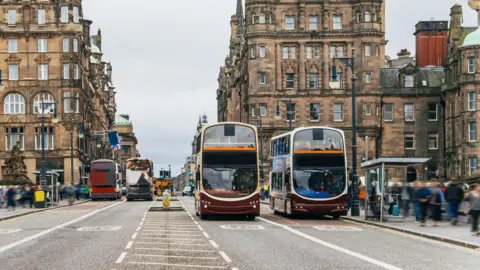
[126,157,154,201]
[90,160,121,200]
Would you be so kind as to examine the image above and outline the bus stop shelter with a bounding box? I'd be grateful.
[32,170,60,207]
[360,157,430,222]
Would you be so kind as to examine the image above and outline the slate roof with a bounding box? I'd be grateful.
[380,67,444,88]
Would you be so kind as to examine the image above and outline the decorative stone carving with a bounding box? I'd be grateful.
[35,54,51,64]
[2,141,31,184]
[5,54,21,64]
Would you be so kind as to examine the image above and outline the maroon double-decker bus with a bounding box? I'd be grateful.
[269,127,348,218]
[194,122,260,220]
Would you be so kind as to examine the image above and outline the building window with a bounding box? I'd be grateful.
[64,92,71,113]
[365,11,372,22]
[251,105,256,117]
[310,103,319,121]
[405,134,415,149]
[330,46,336,58]
[74,92,80,113]
[38,64,48,80]
[259,104,267,116]
[260,72,266,84]
[469,121,477,142]
[8,39,18,53]
[334,104,343,121]
[38,9,46,25]
[73,64,80,79]
[63,64,70,79]
[404,104,414,121]
[286,103,296,121]
[469,157,478,176]
[9,65,19,81]
[63,38,70,52]
[38,39,48,53]
[33,93,55,114]
[73,39,79,52]
[259,14,265,24]
[275,102,281,117]
[357,13,362,23]
[5,127,24,151]
[384,104,393,121]
[309,16,318,30]
[337,46,344,57]
[289,47,296,58]
[468,92,476,111]
[365,44,371,56]
[375,45,380,57]
[309,73,318,89]
[259,46,266,57]
[8,10,16,25]
[428,103,438,121]
[365,72,371,83]
[365,104,372,115]
[428,134,439,150]
[314,47,320,57]
[73,6,79,23]
[405,75,414,87]
[333,15,342,29]
[4,93,25,115]
[468,57,476,74]
[306,47,312,59]
[282,47,289,59]
[249,46,256,59]
[61,6,69,23]
[35,127,55,150]
[286,73,295,89]
[285,16,295,30]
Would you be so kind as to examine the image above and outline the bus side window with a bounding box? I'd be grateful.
[285,171,291,192]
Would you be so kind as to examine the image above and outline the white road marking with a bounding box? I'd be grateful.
[131,232,137,239]
[125,262,227,269]
[191,217,195,220]
[219,224,264,230]
[141,229,200,233]
[203,232,210,238]
[115,252,127,263]
[209,240,219,248]
[0,229,22,234]
[197,225,204,231]
[134,247,216,252]
[125,241,133,249]
[258,217,402,270]
[194,221,199,225]
[0,201,125,254]
[219,251,232,263]
[133,254,218,260]
[136,237,204,242]
[232,268,239,270]
[134,241,208,246]
[135,226,141,232]
[139,222,143,226]
[313,225,363,231]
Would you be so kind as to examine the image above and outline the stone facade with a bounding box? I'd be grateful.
[0,1,116,184]
[115,114,139,181]
[443,4,480,181]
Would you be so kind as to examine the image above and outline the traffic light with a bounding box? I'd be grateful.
[159,170,164,179]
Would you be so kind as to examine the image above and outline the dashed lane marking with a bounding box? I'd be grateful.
[313,225,363,232]
[135,226,141,232]
[219,251,232,263]
[131,232,137,239]
[134,247,217,252]
[209,240,219,248]
[203,232,210,238]
[125,241,133,249]
[0,229,22,234]
[258,217,402,270]
[125,262,228,269]
[198,225,204,231]
[133,254,219,260]
[219,225,264,230]
[115,252,127,264]
[134,241,209,246]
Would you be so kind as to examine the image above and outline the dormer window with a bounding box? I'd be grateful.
[405,75,414,88]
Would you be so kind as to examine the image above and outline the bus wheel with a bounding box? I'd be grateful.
[332,215,340,220]
[200,214,208,220]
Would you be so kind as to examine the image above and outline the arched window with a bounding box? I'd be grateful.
[365,11,371,23]
[33,92,55,114]
[4,93,25,114]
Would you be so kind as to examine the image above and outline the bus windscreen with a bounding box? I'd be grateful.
[91,162,116,187]
[293,129,344,151]
[203,125,256,149]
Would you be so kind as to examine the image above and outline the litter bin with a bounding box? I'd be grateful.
[34,190,47,208]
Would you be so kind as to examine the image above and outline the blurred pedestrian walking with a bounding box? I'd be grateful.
[5,186,17,211]
[416,181,432,226]
[445,178,464,225]
[429,181,444,227]
[464,184,480,236]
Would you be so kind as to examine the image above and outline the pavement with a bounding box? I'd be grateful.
[0,196,478,269]
[0,199,91,221]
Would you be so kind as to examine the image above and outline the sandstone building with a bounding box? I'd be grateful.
[218,0,450,182]
[0,0,118,184]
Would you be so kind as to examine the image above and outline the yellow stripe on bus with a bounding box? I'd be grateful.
[293,150,344,154]
[203,147,257,151]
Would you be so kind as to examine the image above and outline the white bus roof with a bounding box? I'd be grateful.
[201,122,257,133]
[127,157,152,162]
[270,126,345,141]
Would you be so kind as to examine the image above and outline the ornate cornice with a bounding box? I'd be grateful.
[5,54,21,64]
[35,54,51,64]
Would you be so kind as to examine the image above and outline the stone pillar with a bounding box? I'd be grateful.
[299,42,306,90]
[322,42,329,89]
[276,43,282,90]
[347,43,353,89]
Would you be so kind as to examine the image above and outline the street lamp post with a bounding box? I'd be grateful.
[332,47,359,217]
[39,94,58,190]
[251,115,265,185]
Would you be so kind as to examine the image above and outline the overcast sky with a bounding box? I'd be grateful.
[82,0,478,176]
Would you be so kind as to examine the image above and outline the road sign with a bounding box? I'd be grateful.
[219,224,265,230]
[0,229,22,234]
[77,226,122,231]
[313,226,362,231]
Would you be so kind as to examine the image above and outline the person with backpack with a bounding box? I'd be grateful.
[445,179,464,225]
